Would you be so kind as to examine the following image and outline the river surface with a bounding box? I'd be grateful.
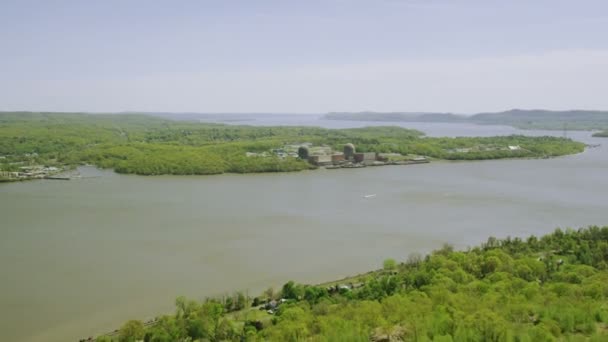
[0,118,607,341]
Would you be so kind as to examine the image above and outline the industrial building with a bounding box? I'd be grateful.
[353,152,378,165]
[244,142,428,169]
[304,143,381,166]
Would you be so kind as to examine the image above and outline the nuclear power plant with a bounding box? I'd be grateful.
[302,143,428,168]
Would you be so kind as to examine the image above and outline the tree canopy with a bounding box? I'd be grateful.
[96,226,608,341]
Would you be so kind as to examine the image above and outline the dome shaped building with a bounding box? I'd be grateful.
[343,143,356,160]
[297,146,310,160]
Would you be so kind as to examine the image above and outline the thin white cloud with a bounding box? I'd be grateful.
[2,49,607,113]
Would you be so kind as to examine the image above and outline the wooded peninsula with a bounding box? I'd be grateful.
[97,226,608,341]
[0,112,586,178]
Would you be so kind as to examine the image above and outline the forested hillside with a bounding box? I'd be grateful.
[324,112,466,123]
[0,112,586,176]
[100,226,608,341]
[324,109,608,131]
[471,110,608,130]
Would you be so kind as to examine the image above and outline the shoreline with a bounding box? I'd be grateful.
[1,150,590,185]
[90,267,385,341]
[89,225,608,341]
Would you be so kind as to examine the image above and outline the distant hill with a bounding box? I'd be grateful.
[324,112,466,122]
[471,109,608,130]
[324,109,608,130]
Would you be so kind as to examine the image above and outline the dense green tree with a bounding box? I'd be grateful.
[118,320,145,342]
[383,258,397,271]
[281,281,304,300]
[95,336,112,342]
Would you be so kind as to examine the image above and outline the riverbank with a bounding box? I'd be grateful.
[91,270,380,341]
[93,226,608,341]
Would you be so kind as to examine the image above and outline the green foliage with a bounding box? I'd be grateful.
[303,286,329,304]
[135,227,608,341]
[281,281,304,300]
[108,226,608,341]
[118,320,145,342]
[383,258,397,271]
[94,336,113,342]
[0,112,586,176]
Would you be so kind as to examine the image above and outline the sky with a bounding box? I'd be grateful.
[1,0,607,114]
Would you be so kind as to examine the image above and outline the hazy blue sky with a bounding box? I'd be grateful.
[1,0,607,113]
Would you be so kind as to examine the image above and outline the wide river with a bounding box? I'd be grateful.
[1,117,607,341]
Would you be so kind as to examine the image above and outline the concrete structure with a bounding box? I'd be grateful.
[354,152,377,164]
[344,143,356,160]
[0,171,19,178]
[308,155,332,166]
[310,146,332,155]
[376,155,389,162]
[331,153,345,163]
[298,146,310,159]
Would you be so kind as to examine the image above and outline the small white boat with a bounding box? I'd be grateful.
[363,194,377,198]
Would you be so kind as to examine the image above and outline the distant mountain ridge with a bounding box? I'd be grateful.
[324,109,608,130]
[324,112,465,122]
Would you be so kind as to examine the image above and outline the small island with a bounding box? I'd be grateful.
[0,112,587,180]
